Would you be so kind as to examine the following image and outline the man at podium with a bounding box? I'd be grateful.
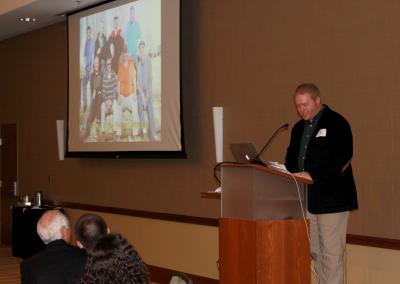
[285,83,358,284]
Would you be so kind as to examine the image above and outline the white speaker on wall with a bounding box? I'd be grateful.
[56,120,65,160]
[213,107,223,163]
[213,107,223,193]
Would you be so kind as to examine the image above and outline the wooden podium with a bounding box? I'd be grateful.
[219,164,311,284]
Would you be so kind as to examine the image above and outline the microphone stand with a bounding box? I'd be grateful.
[251,123,289,166]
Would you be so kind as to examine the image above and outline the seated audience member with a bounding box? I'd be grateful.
[20,210,87,284]
[80,233,149,284]
[75,213,109,252]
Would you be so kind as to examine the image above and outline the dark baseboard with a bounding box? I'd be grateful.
[44,200,218,227]
[346,234,400,250]
[149,265,219,284]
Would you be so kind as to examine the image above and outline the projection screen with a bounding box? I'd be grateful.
[67,0,185,158]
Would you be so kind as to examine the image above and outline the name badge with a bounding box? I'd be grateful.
[316,128,327,137]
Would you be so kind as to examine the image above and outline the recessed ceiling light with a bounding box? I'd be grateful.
[19,17,37,23]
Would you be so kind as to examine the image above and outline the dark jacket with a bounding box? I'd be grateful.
[285,106,358,214]
[20,239,87,284]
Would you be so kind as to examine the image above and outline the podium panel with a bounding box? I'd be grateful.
[221,165,306,220]
[219,164,311,283]
[219,218,310,284]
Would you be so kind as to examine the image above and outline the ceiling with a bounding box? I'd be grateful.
[0,0,104,41]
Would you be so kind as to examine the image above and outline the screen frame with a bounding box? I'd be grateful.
[65,0,186,159]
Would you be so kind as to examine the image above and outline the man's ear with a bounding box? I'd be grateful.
[107,227,111,234]
[61,226,71,243]
[76,240,84,249]
[315,96,321,106]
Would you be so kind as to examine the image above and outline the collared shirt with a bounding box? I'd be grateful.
[118,59,135,97]
[298,105,326,171]
[125,20,142,57]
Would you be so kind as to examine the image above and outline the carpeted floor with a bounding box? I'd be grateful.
[0,247,21,284]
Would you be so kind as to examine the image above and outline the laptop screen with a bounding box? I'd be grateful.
[229,143,259,163]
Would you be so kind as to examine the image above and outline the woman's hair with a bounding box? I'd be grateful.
[81,234,149,284]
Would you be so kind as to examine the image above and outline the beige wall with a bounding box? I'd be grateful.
[67,208,400,283]
[66,209,220,279]
[0,0,400,242]
[345,245,400,284]
[2,0,400,281]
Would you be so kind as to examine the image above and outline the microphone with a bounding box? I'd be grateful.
[252,123,289,166]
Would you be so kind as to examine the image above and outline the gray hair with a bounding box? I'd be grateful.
[37,210,70,244]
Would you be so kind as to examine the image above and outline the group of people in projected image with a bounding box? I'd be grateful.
[80,5,160,143]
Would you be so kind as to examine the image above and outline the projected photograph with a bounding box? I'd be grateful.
[79,0,161,143]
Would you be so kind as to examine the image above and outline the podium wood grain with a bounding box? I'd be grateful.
[219,218,310,284]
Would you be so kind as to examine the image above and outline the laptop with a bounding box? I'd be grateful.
[230,143,279,169]
[229,143,260,163]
